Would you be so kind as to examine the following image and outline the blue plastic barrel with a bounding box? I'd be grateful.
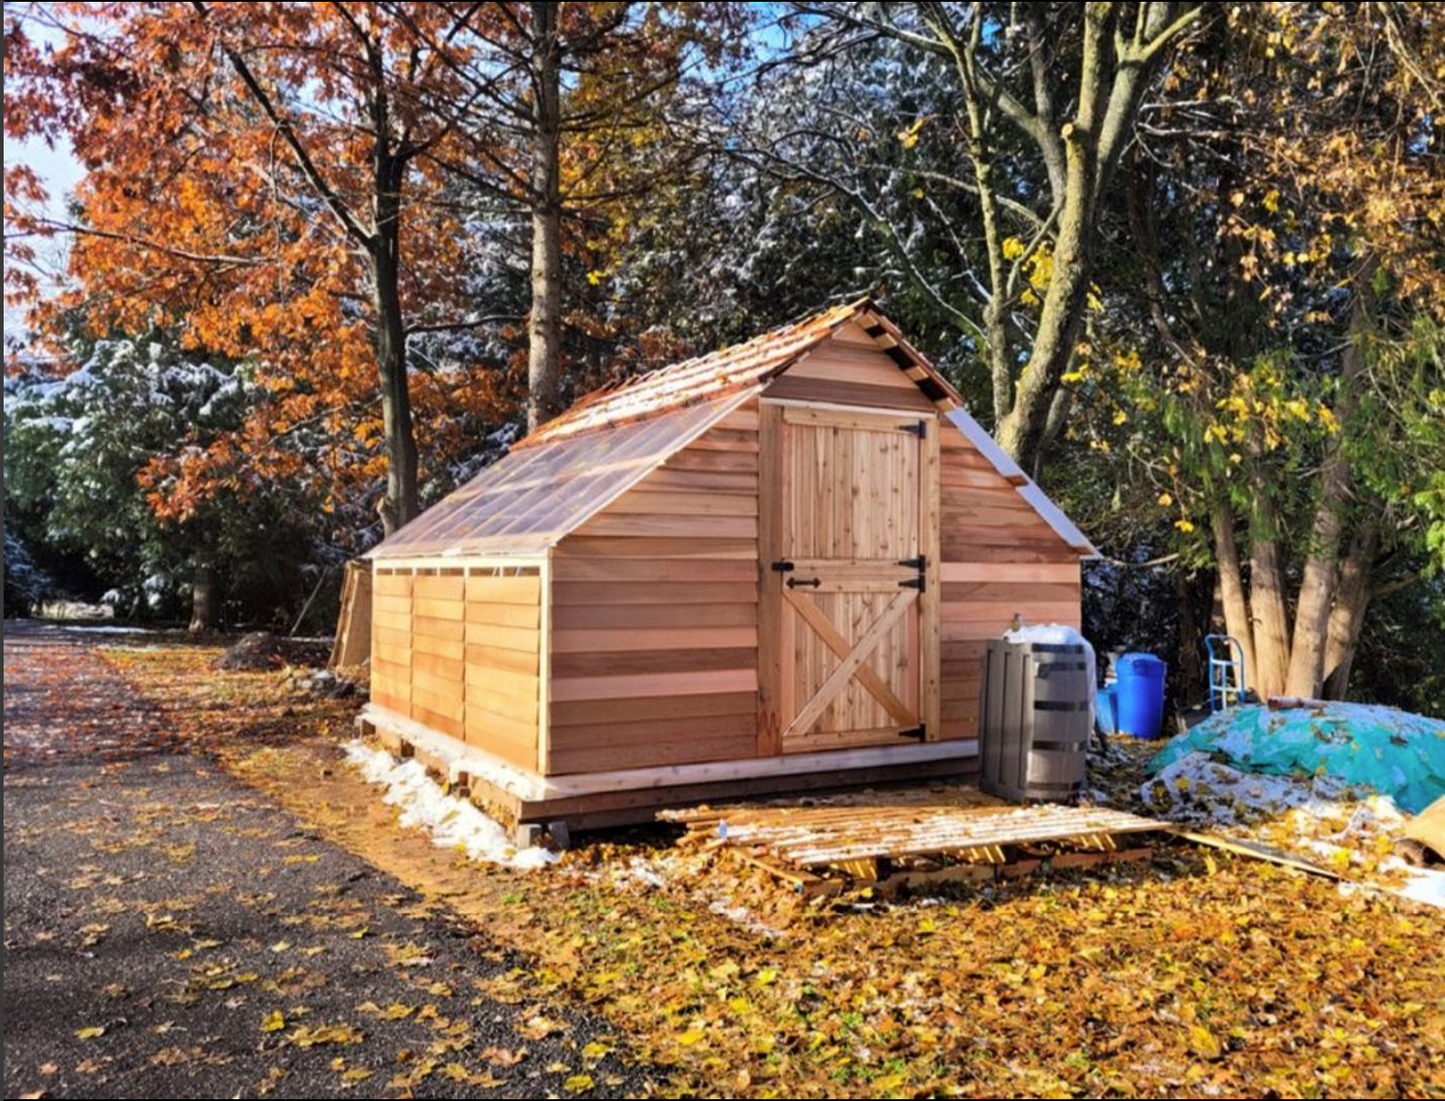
[1115,653,1167,739]
[1096,683,1119,735]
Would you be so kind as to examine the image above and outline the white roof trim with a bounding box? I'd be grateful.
[944,408,1096,556]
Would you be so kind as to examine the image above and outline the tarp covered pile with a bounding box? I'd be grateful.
[1141,702,1445,907]
[1150,702,1445,814]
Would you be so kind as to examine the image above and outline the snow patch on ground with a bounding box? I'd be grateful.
[344,740,556,871]
[1142,750,1443,909]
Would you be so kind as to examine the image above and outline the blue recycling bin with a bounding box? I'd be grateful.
[1115,653,1167,739]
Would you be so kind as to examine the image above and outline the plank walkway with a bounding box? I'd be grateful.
[663,798,1170,895]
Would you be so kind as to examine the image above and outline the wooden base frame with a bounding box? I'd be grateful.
[359,704,978,831]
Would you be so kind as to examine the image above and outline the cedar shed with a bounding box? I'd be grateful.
[362,301,1094,831]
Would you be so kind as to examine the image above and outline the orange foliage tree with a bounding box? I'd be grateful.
[4,2,524,538]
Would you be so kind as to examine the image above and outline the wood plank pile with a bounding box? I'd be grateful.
[662,801,1170,897]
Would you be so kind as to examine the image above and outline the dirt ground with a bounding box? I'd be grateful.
[6,622,1443,1098]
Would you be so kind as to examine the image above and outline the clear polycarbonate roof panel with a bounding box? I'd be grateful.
[369,391,754,559]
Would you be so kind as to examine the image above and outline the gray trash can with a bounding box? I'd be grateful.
[978,639,1091,803]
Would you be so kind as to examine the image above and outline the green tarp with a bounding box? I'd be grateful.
[1150,702,1445,815]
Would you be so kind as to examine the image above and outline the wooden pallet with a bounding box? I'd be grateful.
[664,802,1168,896]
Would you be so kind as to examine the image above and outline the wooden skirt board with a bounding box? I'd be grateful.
[760,402,940,754]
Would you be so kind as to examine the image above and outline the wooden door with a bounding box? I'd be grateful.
[759,402,940,754]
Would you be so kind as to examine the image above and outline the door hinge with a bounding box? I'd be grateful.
[898,553,926,592]
[901,420,927,438]
[771,560,795,573]
[898,723,927,741]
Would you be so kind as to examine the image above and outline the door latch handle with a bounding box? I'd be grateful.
[786,577,821,589]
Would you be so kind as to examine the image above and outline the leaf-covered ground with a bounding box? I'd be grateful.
[9,626,1444,1098]
[1,624,646,1099]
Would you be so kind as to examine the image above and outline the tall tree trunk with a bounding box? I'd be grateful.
[1210,499,1256,683]
[1322,521,1378,699]
[188,563,217,633]
[996,2,1191,469]
[1247,492,1292,701]
[1284,286,1372,696]
[526,0,564,432]
[994,9,1104,470]
[372,154,420,535]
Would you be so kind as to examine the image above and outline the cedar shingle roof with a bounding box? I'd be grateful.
[514,298,961,450]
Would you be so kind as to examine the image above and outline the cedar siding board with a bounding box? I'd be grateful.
[936,421,1082,741]
[372,566,542,772]
[548,402,761,775]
